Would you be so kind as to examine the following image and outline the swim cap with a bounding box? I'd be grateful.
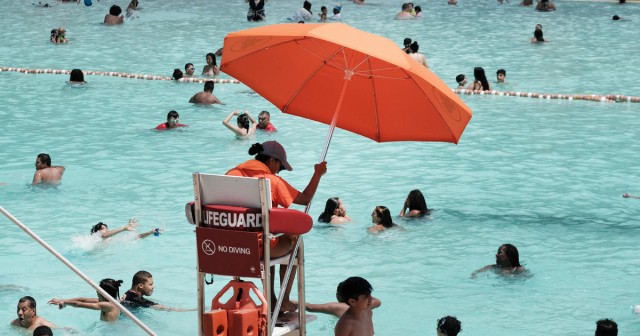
[84,0,92,6]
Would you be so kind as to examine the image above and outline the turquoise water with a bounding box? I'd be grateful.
[2,0,640,335]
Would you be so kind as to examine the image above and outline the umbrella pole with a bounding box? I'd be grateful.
[319,73,352,163]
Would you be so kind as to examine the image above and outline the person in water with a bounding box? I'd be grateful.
[68,69,86,84]
[437,316,462,336]
[471,243,527,277]
[155,110,188,130]
[90,219,161,240]
[368,206,399,233]
[48,279,123,322]
[11,296,56,332]
[334,276,376,336]
[256,111,277,132]
[189,81,223,105]
[222,110,257,138]
[246,0,267,21]
[318,197,352,224]
[400,189,430,217]
[32,153,65,186]
[104,5,124,25]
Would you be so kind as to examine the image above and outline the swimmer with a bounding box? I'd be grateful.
[32,153,64,186]
[202,53,220,77]
[395,3,415,20]
[68,69,86,84]
[90,219,161,239]
[184,63,195,77]
[256,111,277,132]
[595,319,618,336]
[368,206,399,233]
[48,279,123,322]
[530,25,547,43]
[612,15,622,21]
[319,6,328,21]
[189,81,224,105]
[467,67,491,91]
[104,5,124,25]
[334,277,375,336]
[623,193,640,199]
[408,42,428,68]
[56,27,67,43]
[11,296,57,331]
[402,37,412,53]
[496,69,507,84]
[33,325,53,336]
[437,316,462,336]
[471,243,527,277]
[172,69,183,80]
[317,197,352,224]
[400,189,430,217]
[222,110,257,138]
[520,0,533,5]
[49,29,57,43]
[448,0,458,5]
[414,6,423,17]
[155,110,188,130]
[329,6,342,21]
[455,74,467,89]
[123,270,193,311]
[535,0,556,11]
[246,0,267,22]
[290,1,313,22]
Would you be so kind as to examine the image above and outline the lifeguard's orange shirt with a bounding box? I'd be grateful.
[226,159,299,208]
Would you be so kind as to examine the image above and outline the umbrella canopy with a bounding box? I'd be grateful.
[221,22,472,144]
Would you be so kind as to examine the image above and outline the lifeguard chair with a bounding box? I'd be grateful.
[186,173,315,336]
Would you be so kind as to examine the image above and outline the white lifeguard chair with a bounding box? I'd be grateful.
[187,173,315,336]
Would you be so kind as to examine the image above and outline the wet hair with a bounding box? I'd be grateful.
[109,5,122,16]
[90,222,108,234]
[259,111,270,118]
[501,243,522,267]
[69,69,84,82]
[99,278,123,299]
[403,37,412,48]
[172,69,183,80]
[402,3,411,10]
[534,29,544,42]
[318,197,340,222]
[37,153,51,167]
[204,80,215,92]
[237,113,250,133]
[595,319,618,336]
[336,277,372,304]
[167,110,179,121]
[405,189,428,215]
[206,53,217,66]
[437,316,462,336]
[33,325,54,336]
[473,67,490,91]
[415,5,422,13]
[185,63,194,71]
[374,206,395,228]
[497,69,506,76]
[303,0,312,12]
[18,296,36,310]
[409,41,419,53]
[456,74,466,85]
[132,270,153,287]
[612,15,620,20]
[321,5,327,11]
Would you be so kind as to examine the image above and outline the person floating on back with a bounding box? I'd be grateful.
[32,153,65,186]
[334,276,375,336]
[48,279,123,322]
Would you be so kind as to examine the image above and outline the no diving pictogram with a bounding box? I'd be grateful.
[202,239,216,256]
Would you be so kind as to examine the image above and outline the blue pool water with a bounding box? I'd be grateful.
[2,0,640,335]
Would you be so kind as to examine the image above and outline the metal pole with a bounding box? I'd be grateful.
[193,173,205,336]
[0,206,157,336]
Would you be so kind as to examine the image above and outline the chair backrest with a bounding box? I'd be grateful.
[195,172,272,209]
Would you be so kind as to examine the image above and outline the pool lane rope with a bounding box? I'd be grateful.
[3,67,639,103]
[0,66,241,84]
[453,88,640,104]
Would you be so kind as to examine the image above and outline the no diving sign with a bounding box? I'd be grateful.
[196,227,262,278]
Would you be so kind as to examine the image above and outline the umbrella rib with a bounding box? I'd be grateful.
[367,56,381,142]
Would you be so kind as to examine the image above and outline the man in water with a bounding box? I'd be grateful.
[10,296,56,332]
[123,270,193,311]
[496,69,507,84]
[257,111,276,132]
[395,3,415,20]
[32,153,65,186]
[189,81,224,105]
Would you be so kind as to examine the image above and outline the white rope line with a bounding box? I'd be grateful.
[453,88,640,103]
[0,66,241,84]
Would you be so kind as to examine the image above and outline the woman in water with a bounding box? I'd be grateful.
[466,67,491,91]
[246,0,266,21]
[223,110,257,138]
[48,278,123,322]
[471,243,527,277]
[202,53,220,76]
[530,24,548,43]
[368,206,399,233]
[400,189,430,217]
[68,69,86,84]
[317,197,351,224]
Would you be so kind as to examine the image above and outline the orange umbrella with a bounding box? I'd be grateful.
[221,23,472,159]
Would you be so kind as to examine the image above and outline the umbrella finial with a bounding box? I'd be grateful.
[344,69,354,81]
